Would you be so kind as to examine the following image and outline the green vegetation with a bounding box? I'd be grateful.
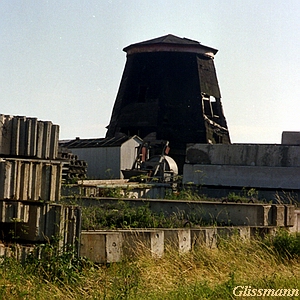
[12,186,297,299]
[164,186,204,201]
[80,201,207,230]
[264,229,300,260]
[62,186,292,230]
[0,231,299,299]
[76,201,225,229]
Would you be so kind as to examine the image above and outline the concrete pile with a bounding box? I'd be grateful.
[79,226,279,263]
[183,143,300,199]
[0,200,81,248]
[0,114,59,159]
[0,158,61,201]
[0,114,81,259]
[58,147,87,182]
[0,114,61,202]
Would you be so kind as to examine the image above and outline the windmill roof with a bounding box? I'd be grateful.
[123,34,218,57]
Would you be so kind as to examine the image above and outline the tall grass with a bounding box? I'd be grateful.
[0,231,299,299]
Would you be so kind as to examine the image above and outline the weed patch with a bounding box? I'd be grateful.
[264,229,300,260]
[80,201,208,230]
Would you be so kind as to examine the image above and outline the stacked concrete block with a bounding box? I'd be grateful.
[0,243,13,260]
[0,243,36,263]
[23,204,81,245]
[0,158,61,202]
[0,243,6,257]
[21,204,47,241]
[10,244,35,263]
[0,114,83,258]
[0,114,59,159]
[59,148,87,182]
[183,143,300,190]
[0,200,81,251]
[0,200,30,223]
[0,114,62,202]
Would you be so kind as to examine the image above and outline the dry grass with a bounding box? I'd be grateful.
[133,237,300,294]
[0,235,299,299]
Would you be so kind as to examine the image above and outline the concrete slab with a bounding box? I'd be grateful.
[282,131,300,145]
[183,163,300,190]
[80,231,123,263]
[191,228,217,249]
[68,197,294,227]
[285,205,295,227]
[0,243,5,257]
[67,225,299,263]
[18,204,46,241]
[289,210,300,233]
[216,227,251,243]
[106,232,123,262]
[164,228,191,253]
[271,205,285,227]
[0,200,81,254]
[185,143,300,167]
[249,226,278,238]
[0,158,62,202]
[0,115,12,155]
[80,229,165,263]
[122,229,165,258]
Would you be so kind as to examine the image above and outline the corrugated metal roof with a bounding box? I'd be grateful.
[59,134,142,149]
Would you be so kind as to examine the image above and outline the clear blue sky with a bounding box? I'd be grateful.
[1,0,299,143]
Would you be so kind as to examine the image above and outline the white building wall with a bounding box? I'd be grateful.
[120,138,141,172]
[71,147,120,179]
[70,137,141,179]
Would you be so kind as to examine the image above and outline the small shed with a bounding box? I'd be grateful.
[60,135,143,179]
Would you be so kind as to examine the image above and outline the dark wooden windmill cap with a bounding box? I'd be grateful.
[123,34,218,58]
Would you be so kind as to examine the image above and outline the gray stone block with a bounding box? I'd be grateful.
[191,228,217,249]
[164,228,191,253]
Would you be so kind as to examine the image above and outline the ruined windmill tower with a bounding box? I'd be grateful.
[106,34,231,171]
